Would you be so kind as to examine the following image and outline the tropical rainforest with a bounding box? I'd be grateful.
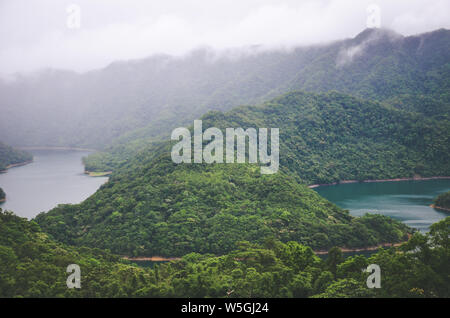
[34,88,450,257]
[0,28,448,173]
[35,154,411,257]
[1,27,449,299]
[1,210,449,297]
[200,91,449,184]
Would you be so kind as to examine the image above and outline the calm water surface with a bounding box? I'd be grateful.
[0,150,108,219]
[314,179,450,232]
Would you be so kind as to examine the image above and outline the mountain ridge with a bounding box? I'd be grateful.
[34,89,450,257]
[1,28,448,152]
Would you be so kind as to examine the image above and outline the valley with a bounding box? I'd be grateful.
[0,24,449,299]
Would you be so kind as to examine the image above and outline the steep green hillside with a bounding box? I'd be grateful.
[284,29,450,117]
[1,28,448,165]
[0,188,5,202]
[35,89,450,256]
[86,91,449,184]
[199,91,449,184]
[82,28,450,172]
[36,152,411,257]
[0,209,151,297]
[149,217,450,298]
[3,210,449,298]
[0,142,32,171]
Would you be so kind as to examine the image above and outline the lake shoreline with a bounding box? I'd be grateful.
[123,256,181,262]
[5,148,108,178]
[0,160,34,173]
[308,176,450,188]
[84,171,112,177]
[0,150,108,218]
[313,240,408,255]
[430,204,450,212]
[123,237,411,262]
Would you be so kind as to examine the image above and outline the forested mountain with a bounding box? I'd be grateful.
[83,27,450,172]
[0,188,5,202]
[200,91,449,184]
[35,88,449,256]
[88,90,450,184]
[0,142,32,171]
[2,27,449,299]
[0,209,149,297]
[36,154,411,256]
[1,28,448,157]
[2,210,449,297]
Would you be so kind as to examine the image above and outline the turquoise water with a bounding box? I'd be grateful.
[314,179,450,232]
[0,150,108,219]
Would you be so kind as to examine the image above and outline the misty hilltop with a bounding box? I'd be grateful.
[0,28,449,151]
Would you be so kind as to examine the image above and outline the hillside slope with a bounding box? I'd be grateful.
[4,209,449,298]
[200,91,450,184]
[36,155,410,257]
[33,89,447,257]
[0,209,150,297]
[84,27,450,172]
[1,28,448,154]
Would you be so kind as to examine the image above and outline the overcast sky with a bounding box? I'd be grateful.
[0,0,449,75]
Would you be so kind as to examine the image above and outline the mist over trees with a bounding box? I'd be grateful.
[1,28,448,152]
[0,22,449,300]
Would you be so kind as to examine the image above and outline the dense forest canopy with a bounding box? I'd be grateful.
[0,142,32,171]
[1,26,449,300]
[199,91,449,184]
[36,149,411,257]
[86,90,450,184]
[83,28,450,172]
[0,209,148,297]
[2,210,449,297]
[35,87,450,257]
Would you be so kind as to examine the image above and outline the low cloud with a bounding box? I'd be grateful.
[0,0,449,75]
[336,28,402,67]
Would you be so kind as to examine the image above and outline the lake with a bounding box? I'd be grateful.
[314,179,450,232]
[0,150,108,219]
